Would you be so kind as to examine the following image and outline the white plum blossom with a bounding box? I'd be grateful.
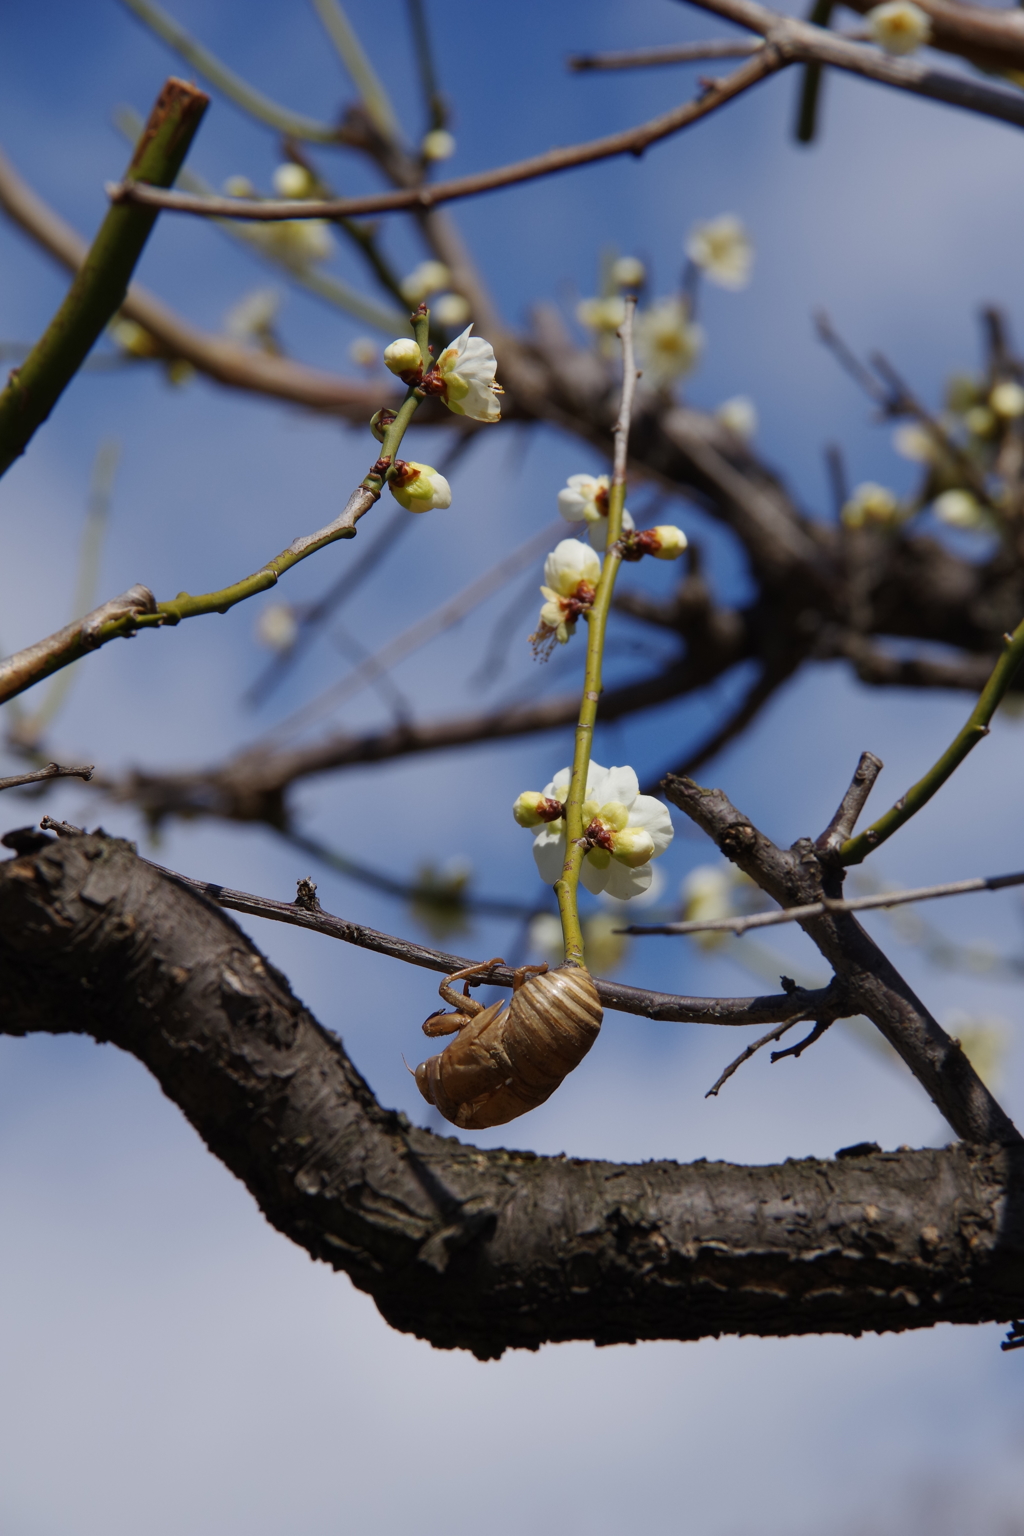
[434,325,503,422]
[716,396,758,439]
[399,260,451,305]
[577,295,627,334]
[531,538,601,652]
[557,472,635,550]
[256,602,298,652]
[685,216,754,289]
[388,461,452,513]
[842,482,900,528]
[421,128,456,161]
[991,381,1024,418]
[610,256,646,289]
[433,292,471,326]
[272,162,314,199]
[518,761,674,901]
[681,863,735,951]
[933,489,984,529]
[634,299,703,389]
[867,0,932,54]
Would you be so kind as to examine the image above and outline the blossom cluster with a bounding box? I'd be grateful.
[514,762,674,901]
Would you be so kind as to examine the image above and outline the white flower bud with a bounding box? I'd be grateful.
[685,216,754,289]
[388,461,452,513]
[272,162,313,199]
[648,526,688,560]
[383,337,423,377]
[842,483,900,528]
[543,538,602,597]
[223,175,257,198]
[576,296,627,333]
[867,0,932,55]
[610,256,646,289]
[349,336,378,369]
[893,424,935,462]
[558,473,608,525]
[933,489,984,529]
[422,128,456,161]
[716,396,758,439]
[256,603,298,651]
[513,791,563,828]
[991,381,1024,418]
[433,292,471,326]
[399,260,451,305]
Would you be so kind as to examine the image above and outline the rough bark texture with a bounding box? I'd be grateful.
[3,830,1024,1359]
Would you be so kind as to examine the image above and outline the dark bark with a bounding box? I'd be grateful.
[4,830,1024,1358]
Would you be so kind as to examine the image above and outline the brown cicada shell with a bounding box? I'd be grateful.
[414,959,603,1130]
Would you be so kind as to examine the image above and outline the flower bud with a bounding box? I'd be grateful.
[350,337,378,369]
[716,396,757,439]
[514,792,563,827]
[611,825,656,867]
[399,260,451,305]
[422,128,456,161]
[965,406,996,439]
[383,338,423,378]
[934,489,983,529]
[610,256,646,289]
[223,175,257,198]
[369,407,396,443]
[991,381,1024,418]
[648,526,688,559]
[256,603,298,652]
[867,0,931,54]
[272,162,313,199]
[389,461,452,513]
[434,292,471,326]
[842,483,899,528]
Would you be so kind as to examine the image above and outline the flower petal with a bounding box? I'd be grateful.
[627,795,674,856]
[602,859,653,900]
[599,765,640,807]
[532,828,567,884]
[580,852,611,895]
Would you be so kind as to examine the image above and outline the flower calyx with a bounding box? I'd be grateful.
[619,525,689,562]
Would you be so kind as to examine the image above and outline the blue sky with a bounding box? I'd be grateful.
[3,1,1024,1532]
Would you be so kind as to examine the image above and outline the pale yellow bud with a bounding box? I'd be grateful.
[383,337,423,377]
[433,292,471,326]
[649,525,688,560]
[388,461,452,513]
[991,381,1024,418]
[272,162,313,199]
[611,825,656,867]
[610,256,646,289]
[514,792,563,828]
[422,128,456,161]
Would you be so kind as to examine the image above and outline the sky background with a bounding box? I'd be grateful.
[3,1,1024,1532]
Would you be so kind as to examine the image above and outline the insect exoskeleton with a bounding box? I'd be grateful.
[414,958,603,1130]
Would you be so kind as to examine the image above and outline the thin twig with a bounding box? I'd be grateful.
[307,0,400,143]
[0,79,208,480]
[623,867,1024,937]
[118,0,345,142]
[841,613,1024,864]
[705,1016,802,1096]
[257,520,564,746]
[0,762,93,792]
[769,1016,834,1062]
[568,39,764,70]
[816,750,884,853]
[108,51,789,220]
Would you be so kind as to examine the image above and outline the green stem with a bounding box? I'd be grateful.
[118,0,342,143]
[308,0,401,144]
[840,614,1024,864]
[554,297,638,966]
[0,79,208,480]
[554,490,626,965]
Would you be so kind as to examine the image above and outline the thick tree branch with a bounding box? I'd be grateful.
[3,830,1024,1356]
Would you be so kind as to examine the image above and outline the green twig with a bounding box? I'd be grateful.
[118,0,342,143]
[406,0,448,133]
[0,79,207,480]
[308,0,400,143]
[554,297,638,965]
[840,614,1024,864]
[0,321,429,706]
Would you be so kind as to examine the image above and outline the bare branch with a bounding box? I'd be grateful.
[0,762,93,792]
[705,1016,802,1096]
[108,51,789,220]
[817,750,884,853]
[568,39,764,71]
[625,867,1024,938]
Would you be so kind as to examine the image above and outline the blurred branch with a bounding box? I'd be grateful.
[0,145,392,418]
[118,0,345,142]
[794,0,834,143]
[308,0,400,142]
[109,50,790,219]
[0,79,208,479]
[627,867,1024,936]
[0,762,93,792]
[569,39,764,70]
[405,0,447,132]
[841,612,1024,864]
